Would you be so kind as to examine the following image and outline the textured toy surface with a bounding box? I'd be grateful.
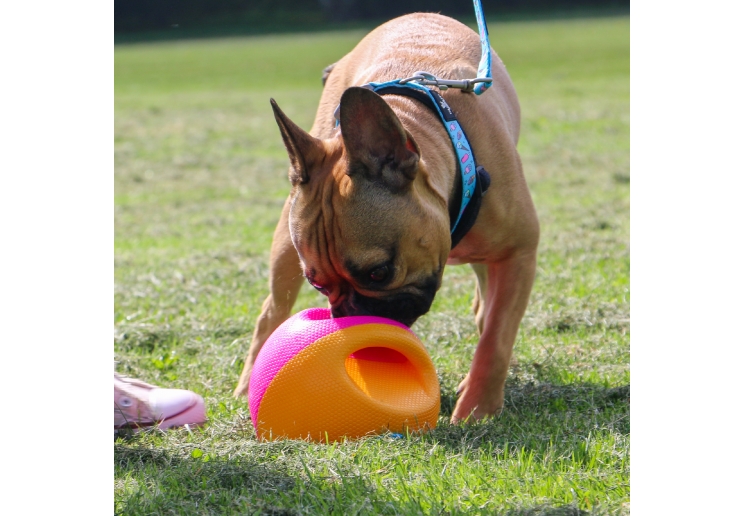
[249,308,440,442]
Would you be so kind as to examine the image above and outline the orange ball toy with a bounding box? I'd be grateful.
[248,308,440,442]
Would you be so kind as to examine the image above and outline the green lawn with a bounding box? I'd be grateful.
[115,15,629,515]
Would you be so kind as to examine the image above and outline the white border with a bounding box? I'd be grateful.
[632,1,744,513]
[1,1,111,510]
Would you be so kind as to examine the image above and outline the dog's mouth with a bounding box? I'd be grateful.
[331,289,435,327]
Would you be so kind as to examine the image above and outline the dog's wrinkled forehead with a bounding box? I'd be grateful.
[291,186,445,289]
[288,174,409,261]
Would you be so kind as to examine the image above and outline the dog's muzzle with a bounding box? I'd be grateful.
[331,288,436,328]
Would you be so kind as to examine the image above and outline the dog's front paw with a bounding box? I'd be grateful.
[450,374,504,424]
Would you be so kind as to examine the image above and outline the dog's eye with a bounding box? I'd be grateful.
[369,265,390,283]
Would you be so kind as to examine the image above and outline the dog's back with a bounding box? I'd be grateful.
[312,13,520,146]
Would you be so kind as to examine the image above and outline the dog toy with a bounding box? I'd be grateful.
[248,307,440,442]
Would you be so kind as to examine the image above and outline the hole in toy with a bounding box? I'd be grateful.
[345,347,426,406]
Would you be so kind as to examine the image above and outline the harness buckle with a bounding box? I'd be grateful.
[400,71,492,93]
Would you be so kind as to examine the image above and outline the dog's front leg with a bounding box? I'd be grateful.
[451,252,537,422]
[233,199,304,397]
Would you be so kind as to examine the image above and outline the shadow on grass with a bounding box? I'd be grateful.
[115,444,298,514]
[439,380,630,419]
[114,441,592,515]
[114,382,626,514]
[434,379,629,453]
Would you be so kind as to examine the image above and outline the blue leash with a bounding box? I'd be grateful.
[472,0,493,95]
[334,1,494,245]
[386,0,493,95]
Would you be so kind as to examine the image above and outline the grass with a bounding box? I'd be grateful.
[114,15,629,515]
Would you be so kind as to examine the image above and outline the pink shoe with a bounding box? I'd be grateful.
[114,373,206,432]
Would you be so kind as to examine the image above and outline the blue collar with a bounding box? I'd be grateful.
[334,80,490,249]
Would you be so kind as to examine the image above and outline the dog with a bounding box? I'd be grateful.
[234,12,539,423]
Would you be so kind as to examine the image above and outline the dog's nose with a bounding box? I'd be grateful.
[331,299,371,319]
[331,294,421,327]
[330,306,347,319]
[343,290,430,328]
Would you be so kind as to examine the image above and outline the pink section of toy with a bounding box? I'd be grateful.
[248,308,410,427]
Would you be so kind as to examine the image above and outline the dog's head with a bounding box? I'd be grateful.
[270,87,451,326]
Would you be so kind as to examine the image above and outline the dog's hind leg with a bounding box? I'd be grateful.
[471,263,488,335]
[234,198,304,397]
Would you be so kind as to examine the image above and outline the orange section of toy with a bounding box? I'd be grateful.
[255,324,440,442]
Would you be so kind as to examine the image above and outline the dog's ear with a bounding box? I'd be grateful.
[339,87,420,191]
[271,98,325,186]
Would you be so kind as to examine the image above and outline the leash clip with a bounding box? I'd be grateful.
[400,71,492,93]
